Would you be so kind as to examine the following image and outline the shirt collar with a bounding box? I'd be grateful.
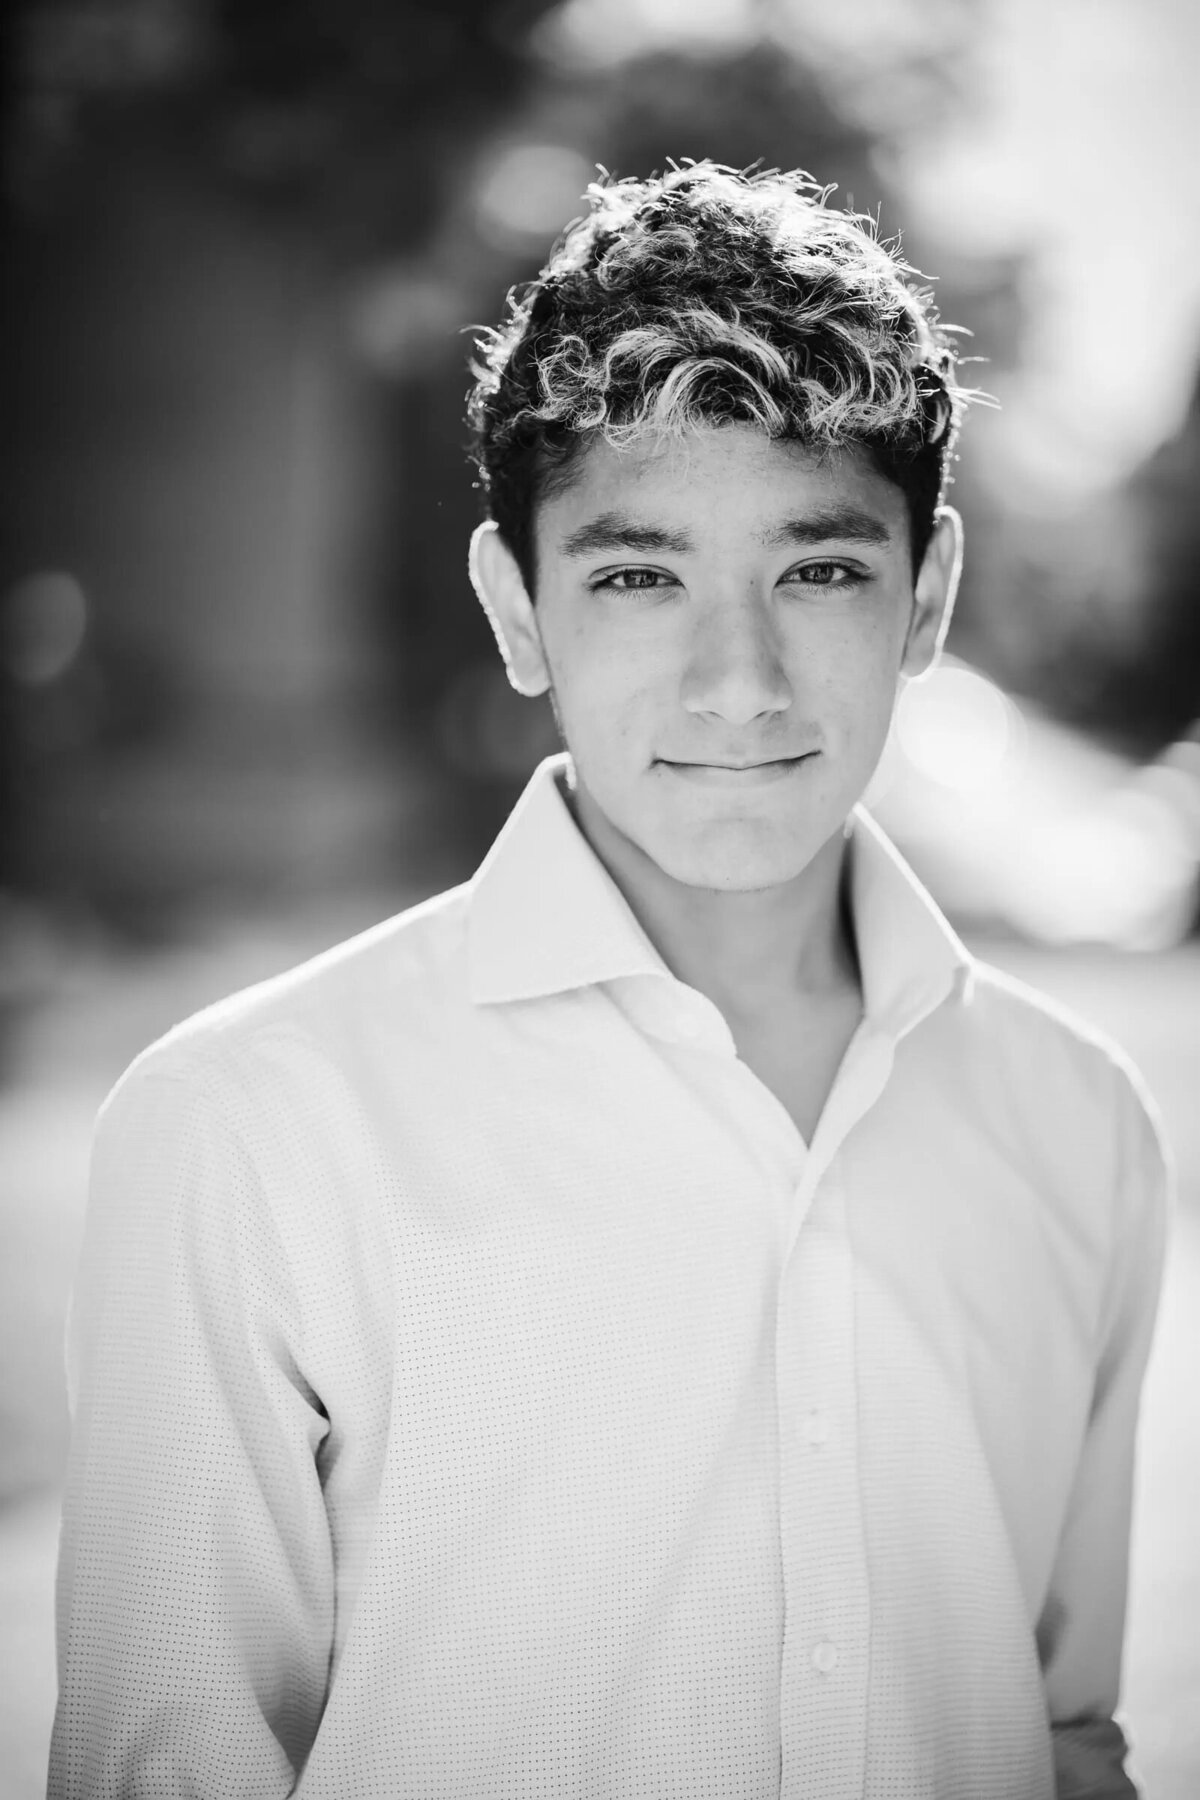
[467,754,668,1004]
[467,751,974,1035]
[845,802,976,1038]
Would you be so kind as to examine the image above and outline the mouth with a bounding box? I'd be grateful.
[656,753,814,784]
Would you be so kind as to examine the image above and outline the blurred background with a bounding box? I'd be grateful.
[2,0,1199,1793]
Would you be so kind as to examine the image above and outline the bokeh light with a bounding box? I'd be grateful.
[894,660,1020,794]
[2,572,88,687]
[474,143,595,250]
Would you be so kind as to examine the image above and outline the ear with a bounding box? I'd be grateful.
[468,521,551,698]
[901,505,963,682]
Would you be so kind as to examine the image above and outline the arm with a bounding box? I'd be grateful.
[49,1056,335,1799]
[1038,1068,1172,1800]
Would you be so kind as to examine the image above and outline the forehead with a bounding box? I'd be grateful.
[536,424,909,552]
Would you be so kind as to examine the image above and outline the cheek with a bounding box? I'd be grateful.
[546,615,669,720]
[802,615,907,738]
[801,606,900,681]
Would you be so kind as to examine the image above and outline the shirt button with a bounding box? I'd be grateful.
[811,1640,839,1676]
[802,1409,829,1446]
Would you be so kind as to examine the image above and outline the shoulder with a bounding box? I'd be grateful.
[87,883,478,1293]
[99,881,473,1129]
[955,956,1172,1223]
[963,957,1158,1107]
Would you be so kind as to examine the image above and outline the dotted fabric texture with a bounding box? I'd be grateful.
[49,756,1170,1800]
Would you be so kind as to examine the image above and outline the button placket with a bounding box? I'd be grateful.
[802,1408,829,1447]
[776,1173,869,1800]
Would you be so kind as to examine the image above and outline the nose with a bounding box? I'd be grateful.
[680,593,793,726]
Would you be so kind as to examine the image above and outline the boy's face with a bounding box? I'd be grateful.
[472,423,960,893]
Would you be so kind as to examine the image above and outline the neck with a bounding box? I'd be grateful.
[568,787,861,1026]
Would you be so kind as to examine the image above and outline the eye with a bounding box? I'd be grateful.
[589,567,680,594]
[782,560,863,589]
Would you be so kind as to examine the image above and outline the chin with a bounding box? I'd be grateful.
[652,825,819,894]
[688,865,801,894]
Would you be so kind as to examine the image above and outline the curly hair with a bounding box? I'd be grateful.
[467,161,975,589]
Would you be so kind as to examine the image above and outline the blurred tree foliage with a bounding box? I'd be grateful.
[1125,376,1200,742]
[3,0,574,883]
[8,0,563,248]
[1048,371,1200,752]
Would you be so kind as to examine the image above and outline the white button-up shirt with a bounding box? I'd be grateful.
[51,753,1170,1800]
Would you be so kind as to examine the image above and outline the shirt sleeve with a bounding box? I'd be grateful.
[48,1054,335,1799]
[1038,1064,1173,1800]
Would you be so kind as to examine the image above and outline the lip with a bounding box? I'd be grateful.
[657,754,813,784]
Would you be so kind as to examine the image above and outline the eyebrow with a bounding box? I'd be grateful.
[558,513,694,557]
[557,504,893,559]
[764,507,893,549]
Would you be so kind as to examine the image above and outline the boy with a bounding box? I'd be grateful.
[51,163,1169,1798]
